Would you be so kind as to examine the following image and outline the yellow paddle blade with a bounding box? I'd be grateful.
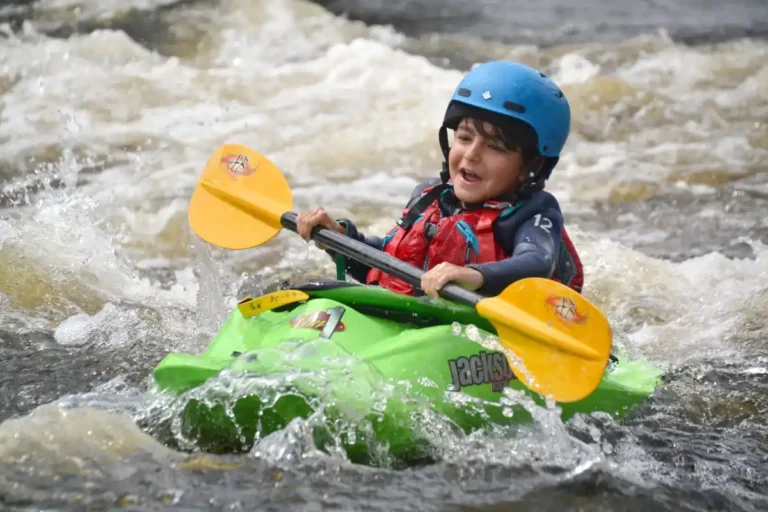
[477,278,612,402]
[188,144,293,250]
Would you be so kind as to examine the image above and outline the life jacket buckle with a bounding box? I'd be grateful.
[424,222,439,241]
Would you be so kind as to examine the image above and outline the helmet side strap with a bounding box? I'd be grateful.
[438,125,451,183]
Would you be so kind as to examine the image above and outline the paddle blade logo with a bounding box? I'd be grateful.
[546,296,587,325]
[448,351,515,393]
[221,153,257,178]
[289,307,346,338]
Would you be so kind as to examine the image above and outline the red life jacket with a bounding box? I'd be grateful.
[557,228,584,293]
[366,188,584,295]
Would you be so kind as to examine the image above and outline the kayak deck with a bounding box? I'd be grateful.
[152,280,661,459]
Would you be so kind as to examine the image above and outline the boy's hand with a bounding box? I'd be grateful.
[420,263,484,299]
[296,207,345,246]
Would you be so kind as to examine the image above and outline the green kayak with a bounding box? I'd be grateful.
[153,280,660,464]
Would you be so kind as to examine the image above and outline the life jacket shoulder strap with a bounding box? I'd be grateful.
[397,184,451,229]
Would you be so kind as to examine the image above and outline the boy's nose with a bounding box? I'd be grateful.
[464,140,482,162]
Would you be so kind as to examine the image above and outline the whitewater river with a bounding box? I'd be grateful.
[1,0,767,510]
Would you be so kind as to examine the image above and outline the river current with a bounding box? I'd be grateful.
[1,0,767,510]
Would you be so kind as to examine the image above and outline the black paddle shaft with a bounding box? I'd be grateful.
[281,212,482,306]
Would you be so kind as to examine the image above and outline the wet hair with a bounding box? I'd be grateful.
[464,118,540,166]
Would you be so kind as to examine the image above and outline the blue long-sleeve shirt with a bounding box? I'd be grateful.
[329,180,570,297]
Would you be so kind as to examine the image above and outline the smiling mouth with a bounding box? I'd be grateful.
[460,169,482,183]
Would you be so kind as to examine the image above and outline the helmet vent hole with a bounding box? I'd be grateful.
[457,88,471,97]
[557,90,564,98]
[542,145,548,151]
[540,72,546,77]
[503,101,526,113]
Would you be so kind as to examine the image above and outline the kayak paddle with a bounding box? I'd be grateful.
[188,144,613,402]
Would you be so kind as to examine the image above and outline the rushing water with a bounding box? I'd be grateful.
[1,0,767,510]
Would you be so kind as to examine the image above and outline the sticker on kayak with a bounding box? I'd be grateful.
[546,296,587,325]
[237,290,309,318]
[448,351,515,393]
[221,153,258,178]
[289,307,346,339]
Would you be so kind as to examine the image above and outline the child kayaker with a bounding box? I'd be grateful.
[296,60,583,299]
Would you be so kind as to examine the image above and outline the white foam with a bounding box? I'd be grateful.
[552,53,602,85]
[575,231,768,364]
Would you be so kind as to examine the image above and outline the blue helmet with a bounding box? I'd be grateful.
[442,61,571,160]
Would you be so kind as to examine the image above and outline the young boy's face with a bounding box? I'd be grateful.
[448,118,525,204]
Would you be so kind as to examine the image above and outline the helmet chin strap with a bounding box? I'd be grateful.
[510,158,547,202]
[438,125,451,183]
[438,125,551,202]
